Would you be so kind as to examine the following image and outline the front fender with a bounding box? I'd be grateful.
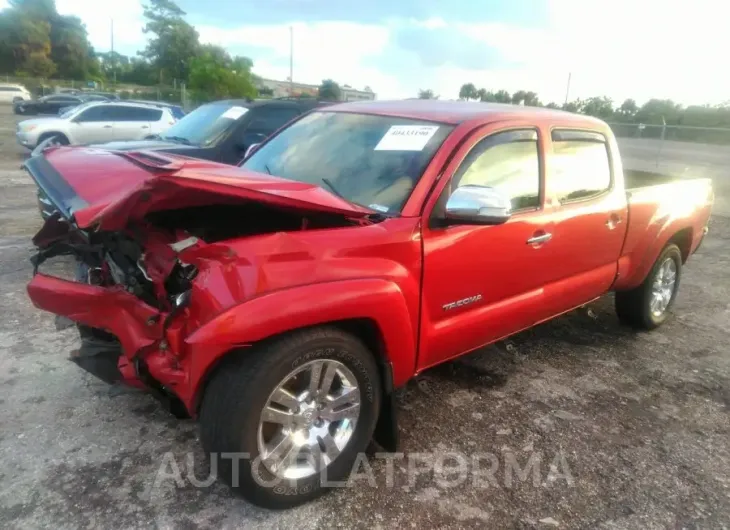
[182,278,418,407]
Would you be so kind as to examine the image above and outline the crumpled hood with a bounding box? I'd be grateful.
[24,146,372,231]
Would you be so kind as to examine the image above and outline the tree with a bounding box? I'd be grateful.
[618,98,638,118]
[635,99,682,125]
[318,79,342,101]
[140,0,200,83]
[50,14,96,79]
[188,44,257,100]
[545,102,560,109]
[493,89,511,103]
[0,6,53,75]
[418,89,438,99]
[563,99,584,113]
[582,96,614,120]
[511,90,540,106]
[0,0,97,79]
[458,83,478,101]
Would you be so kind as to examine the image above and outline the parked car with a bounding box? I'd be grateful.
[0,83,32,103]
[17,101,176,150]
[14,94,85,115]
[95,97,329,164]
[126,99,185,120]
[24,101,713,508]
[57,94,115,115]
[82,91,120,100]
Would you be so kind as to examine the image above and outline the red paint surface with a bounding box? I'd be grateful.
[26,103,714,416]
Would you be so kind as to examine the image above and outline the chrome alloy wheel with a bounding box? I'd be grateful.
[257,359,361,480]
[650,257,677,317]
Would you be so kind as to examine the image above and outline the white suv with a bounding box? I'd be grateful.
[16,101,177,149]
[0,84,32,104]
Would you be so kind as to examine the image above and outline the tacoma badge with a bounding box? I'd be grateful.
[443,294,482,311]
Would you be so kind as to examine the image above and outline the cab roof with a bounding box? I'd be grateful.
[326,99,604,127]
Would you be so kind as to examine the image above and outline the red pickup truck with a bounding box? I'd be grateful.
[25,101,713,508]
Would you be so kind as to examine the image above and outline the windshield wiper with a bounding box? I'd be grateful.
[161,135,194,145]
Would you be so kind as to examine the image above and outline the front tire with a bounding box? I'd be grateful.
[200,327,381,509]
[36,133,70,148]
[615,243,682,330]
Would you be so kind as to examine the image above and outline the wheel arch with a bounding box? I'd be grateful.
[184,278,418,418]
[191,317,394,413]
[668,226,693,263]
[616,221,694,291]
[37,131,70,145]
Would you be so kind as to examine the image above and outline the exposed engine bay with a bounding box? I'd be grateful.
[32,200,363,311]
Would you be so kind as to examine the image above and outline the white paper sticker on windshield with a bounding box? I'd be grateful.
[374,125,439,151]
[221,106,248,120]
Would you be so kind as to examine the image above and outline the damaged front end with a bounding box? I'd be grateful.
[24,146,372,418]
[29,215,200,417]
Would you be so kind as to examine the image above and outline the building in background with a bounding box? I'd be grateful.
[255,78,375,101]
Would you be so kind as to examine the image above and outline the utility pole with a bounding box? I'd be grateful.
[289,26,294,96]
[111,18,116,85]
[563,72,571,106]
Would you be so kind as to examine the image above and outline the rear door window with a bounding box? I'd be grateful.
[105,106,163,122]
[76,106,112,122]
[551,130,611,203]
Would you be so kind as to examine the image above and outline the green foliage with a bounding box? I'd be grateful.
[511,90,541,106]
[140,0,200,84]
[319,79,341,101]
[0,0,97,79]
[618,98,638,117]
[418,89,438,99]
[458,83,478,101]
[187,44,257,101]
[582,96,614,120]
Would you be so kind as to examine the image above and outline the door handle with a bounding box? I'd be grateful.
[606,214,622,229]
[103,125,112,129]
[141,125,149,129]
[527,232,552,245]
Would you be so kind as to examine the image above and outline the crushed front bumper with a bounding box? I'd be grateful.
[27,273,193,416]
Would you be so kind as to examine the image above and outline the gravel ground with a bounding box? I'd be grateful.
[0,105,729,529]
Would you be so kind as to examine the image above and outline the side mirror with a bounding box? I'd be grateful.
[444,185,511,225]
[244,142,261,159]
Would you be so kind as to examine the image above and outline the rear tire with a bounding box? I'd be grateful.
[615,244,682,330]
[199,327,381,509]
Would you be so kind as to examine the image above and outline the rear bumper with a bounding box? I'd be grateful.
[27,273,193,414]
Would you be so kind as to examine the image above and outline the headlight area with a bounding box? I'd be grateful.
[29,223,204,414]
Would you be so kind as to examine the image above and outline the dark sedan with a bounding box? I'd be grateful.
[14,95,86,116]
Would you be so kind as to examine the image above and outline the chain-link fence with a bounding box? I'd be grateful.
[1,74,197,109]
[608,122,730,145]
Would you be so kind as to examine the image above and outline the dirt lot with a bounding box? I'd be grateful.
[0,105,728,529]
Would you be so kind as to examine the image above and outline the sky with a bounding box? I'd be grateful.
[2,0,729,105]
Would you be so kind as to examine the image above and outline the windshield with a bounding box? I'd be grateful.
[160,102,248,146]
[241,111,453,214]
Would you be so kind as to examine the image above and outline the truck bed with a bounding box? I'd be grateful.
[624,169,684,191]
[615,171,713,291]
